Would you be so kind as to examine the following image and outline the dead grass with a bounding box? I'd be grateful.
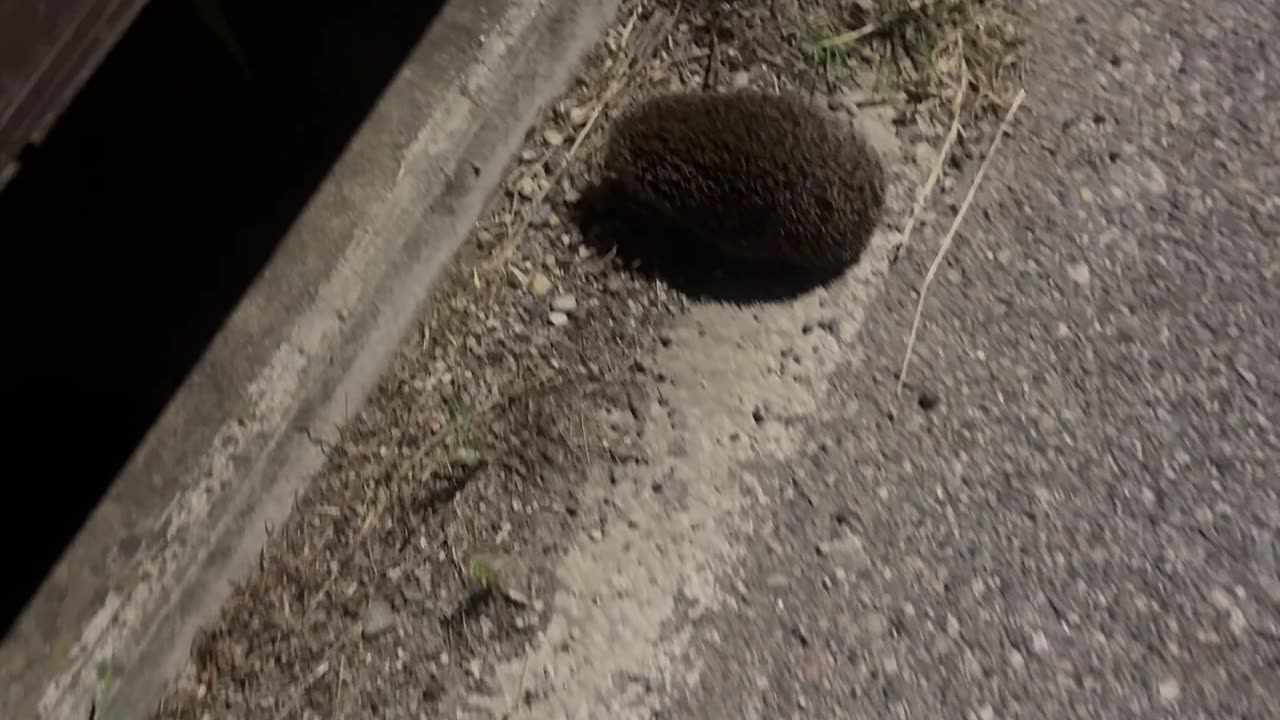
[803,0,1024,116]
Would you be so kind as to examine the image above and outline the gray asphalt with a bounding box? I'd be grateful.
[661,0,1279,717]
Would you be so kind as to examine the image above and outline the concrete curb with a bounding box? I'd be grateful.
[0,0,620,717]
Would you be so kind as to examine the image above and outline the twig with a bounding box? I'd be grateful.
[509,651,532,713]
[703,7,721,91]
[276,640,353,720]
[851,91,911,108]
[483,4,676,278]
[669,47,710,65]
[481,8,644,276]
[814,0,933,50]
[815,22,878,51]
[564,79,621,163]
[893,36,967,261]
[895,87,1026,396]
[331,657,345,720]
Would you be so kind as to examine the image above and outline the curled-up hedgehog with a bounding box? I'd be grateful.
[601,89,886,272]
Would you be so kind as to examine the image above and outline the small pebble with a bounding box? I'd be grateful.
[1067,261,1092,286]
[551,294,578,313]
[918,389,941,411]
[361,598,396,638]
[791,625,811,647]
[451,447,483,469]
[548,311,570,327]
[1031,630,1050,654]
[517,176,540,199]
[827,93,853,113]
[1157,676,1181,705]
[529,272,553,297]
[568,106,592,127]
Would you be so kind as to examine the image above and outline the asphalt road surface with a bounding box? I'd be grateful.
[466,0,1280,717]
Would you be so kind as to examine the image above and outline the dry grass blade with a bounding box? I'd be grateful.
[509,651,532,713]
[813,0,932,50]
[895,35,966,258]
[331,657,345,720]
[483,77,626,276]
[808,0,1021,116]
[895,86,1026,397]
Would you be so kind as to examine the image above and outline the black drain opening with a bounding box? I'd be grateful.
[0,0,448,638]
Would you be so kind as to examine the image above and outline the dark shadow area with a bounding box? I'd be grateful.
[0,0,445,637]
[570,179,848,304]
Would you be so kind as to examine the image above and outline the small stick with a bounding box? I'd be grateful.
[895,37,967,260]
[618,5,640,46]
[509,650,532,713]
[815,23,878,51]
[895,87,1026,397]
[703,6,722,91]
[276,640,353,720]
[814,0,932,50]
[482,8,646,275]
[331,657,345,720]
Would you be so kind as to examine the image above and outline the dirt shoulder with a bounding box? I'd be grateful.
[147,1,1021,718]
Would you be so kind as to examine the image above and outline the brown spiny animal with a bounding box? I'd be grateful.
[602,89,886,272]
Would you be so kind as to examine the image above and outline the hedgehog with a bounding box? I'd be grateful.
[601,89,886,273]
